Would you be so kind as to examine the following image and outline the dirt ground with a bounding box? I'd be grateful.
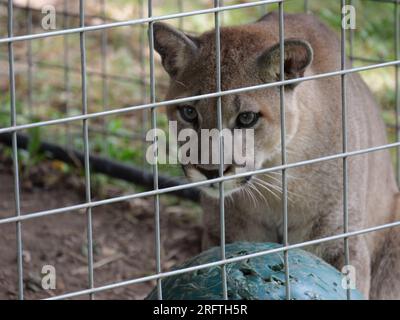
[0,161,202,300]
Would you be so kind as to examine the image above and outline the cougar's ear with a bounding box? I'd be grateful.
[153,22,199,78]
[257,39,313,87]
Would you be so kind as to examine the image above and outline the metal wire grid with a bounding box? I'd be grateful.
[0,0,154,151]
[147,0,162,300]
[341,0,351,299]
[6,0,23,300]
[0,0,399,300]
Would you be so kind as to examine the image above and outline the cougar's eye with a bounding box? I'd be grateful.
[236,112,260,128]
[178,105,198,123]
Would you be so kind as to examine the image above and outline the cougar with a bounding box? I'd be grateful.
[153,12,400,299]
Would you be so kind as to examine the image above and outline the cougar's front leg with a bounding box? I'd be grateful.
[200,197,225,250]
[315,234,371,299]
[370,228,400,300]
[200,195,269,250]
[200,199,245,250]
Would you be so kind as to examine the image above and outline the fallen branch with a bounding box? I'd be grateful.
[70,253,126,276]
[0,133,200,203]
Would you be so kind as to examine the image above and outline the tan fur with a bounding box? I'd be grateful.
[153,12,400,299]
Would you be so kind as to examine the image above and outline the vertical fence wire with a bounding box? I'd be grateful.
[101,0,109,150]
[304,0,309,13]
[278,1,291,300]
[7,0,24,301]
[79,0,95,300]
[214,0,228,300]
[340,0,351,300]
[26,0,33,117]
[148,0,163,300]
[349,0,354,66]
[220,0,225,26]
[139,0,148,167]
[178,0,184,29]
[395,0,400,185]
[261,4,268,15]
[63,0,71,147]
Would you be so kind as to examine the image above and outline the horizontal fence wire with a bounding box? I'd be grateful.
[0,0,283,44]
[2,140,400,226]
[0,60,399,135]
[0,54,149,84]
[1,0,400,300]
[45,219,400,300]
[0,0,119,23]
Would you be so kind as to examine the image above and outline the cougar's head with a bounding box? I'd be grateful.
[153,19,313,198]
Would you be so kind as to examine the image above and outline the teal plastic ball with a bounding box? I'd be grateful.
[146,242,364,300]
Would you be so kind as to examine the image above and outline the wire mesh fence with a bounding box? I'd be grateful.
[0,0,399,300]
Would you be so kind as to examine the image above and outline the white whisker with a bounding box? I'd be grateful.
[246,184,258,208]
[252,177,299,204]
[248,181,270,209]
[252,179,281,201]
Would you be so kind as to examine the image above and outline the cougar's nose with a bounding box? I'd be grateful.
[196,165,232,180]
